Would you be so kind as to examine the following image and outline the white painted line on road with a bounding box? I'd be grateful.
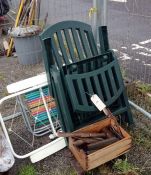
[135,59,139,61]
[132,44,143,50]
[119,52,132,60]
[121,46,127,50]
[139,39,151,45]
[110,0,127,2]
[132,44,151,52]
[112,49,118,52]
[144,64,151,67]
[138,52,151,57]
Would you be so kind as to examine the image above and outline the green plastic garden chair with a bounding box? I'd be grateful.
[40,20,133,132]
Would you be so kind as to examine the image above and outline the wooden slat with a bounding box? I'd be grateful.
[73,118,111,133]
[64,29,75,62]
[71,28,84,60]
[88,138,131,162]
[79,29,91,58]
[87,143,131,170]
[69,138,87,170]
[56,31,70,64]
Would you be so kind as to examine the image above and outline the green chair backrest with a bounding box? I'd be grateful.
[64,52,124,113]
[40,21,99,69]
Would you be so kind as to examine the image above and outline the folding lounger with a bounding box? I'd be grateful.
[7,73,59,136]
[0,73,66,163]
[40,20,133,132]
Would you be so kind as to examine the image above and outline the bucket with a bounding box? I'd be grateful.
[14,35,42,65]
[10,25,43,65]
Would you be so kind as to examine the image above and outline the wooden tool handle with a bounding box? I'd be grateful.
[102,127,114,138]
[87,137,119,151]
[57,132,106,138]
[73,137,104,147]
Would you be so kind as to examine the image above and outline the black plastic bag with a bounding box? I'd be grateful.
[0,0,9,16]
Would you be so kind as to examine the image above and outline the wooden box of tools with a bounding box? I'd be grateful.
[69,118,132,171]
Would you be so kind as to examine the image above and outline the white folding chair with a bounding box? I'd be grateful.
[0,73,66,163]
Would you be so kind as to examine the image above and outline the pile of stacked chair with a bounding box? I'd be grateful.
[40,21,133,132]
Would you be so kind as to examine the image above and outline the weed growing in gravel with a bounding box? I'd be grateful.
[2,89,8,96]
[0,73,4,81]
[132,128,151,149]
[113,158,139,175]
[18,164,37,175]
[137,83,151,94]
[120,68,127,79]
[48,167,77,175]
[97,164,113,174]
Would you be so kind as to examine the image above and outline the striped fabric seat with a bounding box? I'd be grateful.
[25,86,58,128]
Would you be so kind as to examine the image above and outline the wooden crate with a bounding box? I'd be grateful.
[69,118,132,171]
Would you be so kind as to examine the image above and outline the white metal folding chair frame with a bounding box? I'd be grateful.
[0,74,67,163]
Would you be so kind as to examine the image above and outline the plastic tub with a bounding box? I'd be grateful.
[10,25,43,65]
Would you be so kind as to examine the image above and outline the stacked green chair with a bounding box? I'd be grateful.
[40,21,133,132]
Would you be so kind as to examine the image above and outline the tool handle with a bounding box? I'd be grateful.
[87,137,119,151]
[57,132,106,138]
[73,137,104,147]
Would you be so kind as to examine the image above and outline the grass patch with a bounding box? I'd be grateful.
[121,68,127,78]
[98,164,112,174]
[131,128,151,150]
[0,72,5,81]
[137,83,151,94]
[113,158,139,175]
[126,81,151,111]
[48,167,76,175]
[18,164,37,175]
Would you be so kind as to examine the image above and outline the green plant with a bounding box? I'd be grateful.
[132,128,151,149]
[98,164,112,174]
[18,164,37,175]
[113,158,138,174]
[48,167,76,175]
[137,83,151,94]
[0,73,4,81]
[120,67,127,79]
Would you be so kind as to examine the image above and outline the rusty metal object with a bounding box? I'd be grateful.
[57,132,106,138]
[106,109,124,139]
[109,126,123,139]
[101,127,113,138]
[87,137,119,151]
[73,137,104,147]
